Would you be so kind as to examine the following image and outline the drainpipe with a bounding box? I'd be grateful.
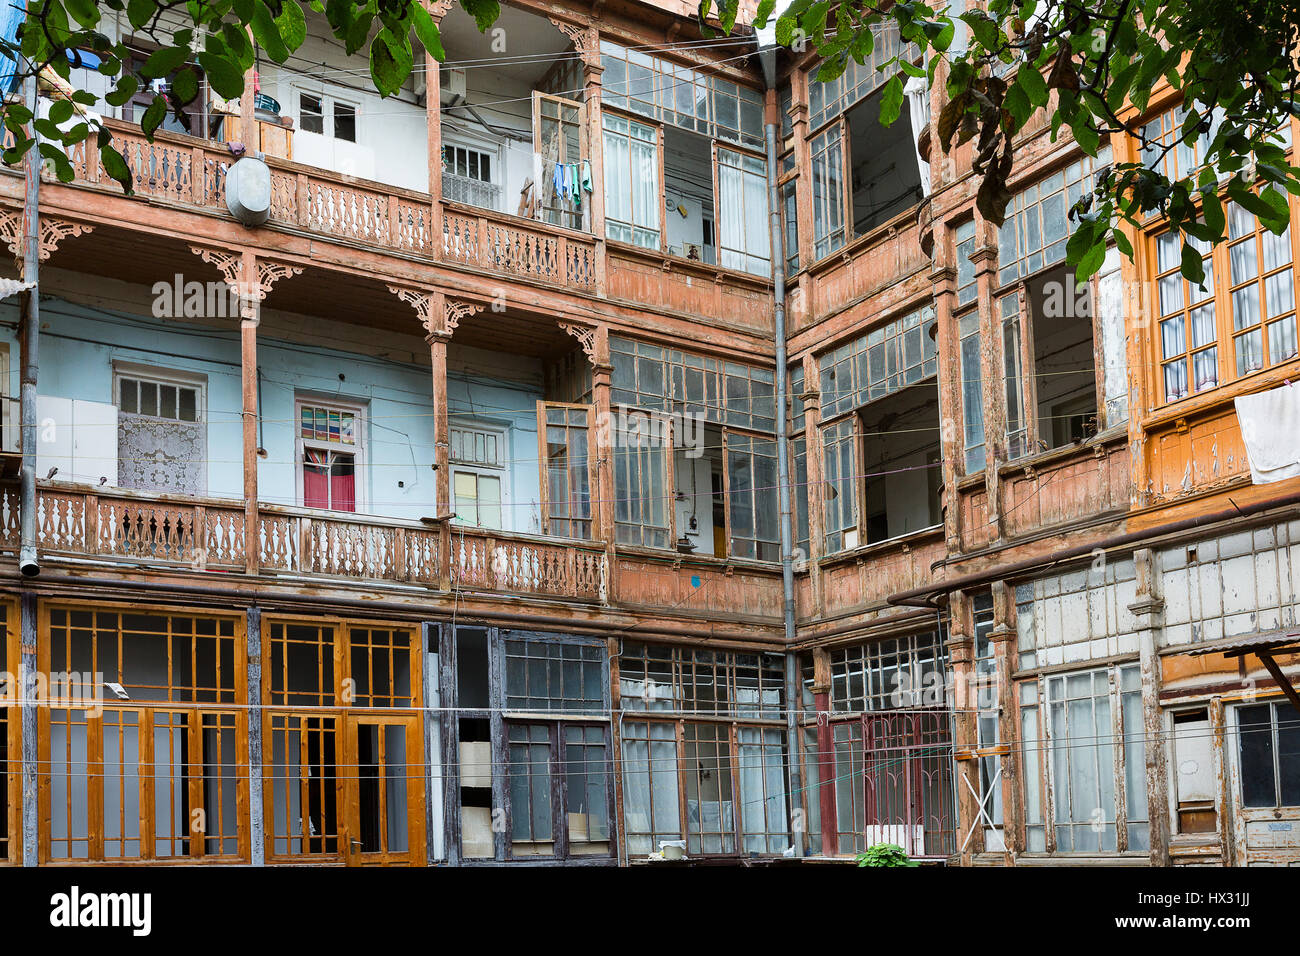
[761,48,803,858]
[18,65,39,577]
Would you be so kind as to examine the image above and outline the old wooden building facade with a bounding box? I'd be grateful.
[0,0,1297,866]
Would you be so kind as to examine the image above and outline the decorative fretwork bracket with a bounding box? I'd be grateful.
[559,321,597,362]
[388,285,484,341]
[549,18,600,68]
[0,209,95,274]
[190,246,302,319]
[443,297,485,337]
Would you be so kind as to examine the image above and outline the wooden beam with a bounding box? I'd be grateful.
[1257,650,1300,714]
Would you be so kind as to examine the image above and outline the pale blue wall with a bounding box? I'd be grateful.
[1,297,543,527]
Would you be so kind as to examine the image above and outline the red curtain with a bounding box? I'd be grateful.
[304,451,356,512]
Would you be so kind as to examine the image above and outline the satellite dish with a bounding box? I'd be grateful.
[225,156,271,226]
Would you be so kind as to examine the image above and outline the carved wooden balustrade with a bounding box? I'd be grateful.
[0,482,607,603]
[62,121,594,288]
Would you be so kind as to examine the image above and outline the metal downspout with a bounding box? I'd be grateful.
[763,54,803,857]
[18,67,39,577]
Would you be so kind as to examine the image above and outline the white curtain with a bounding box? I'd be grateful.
[905,75,932,196]
[717,148,771,276]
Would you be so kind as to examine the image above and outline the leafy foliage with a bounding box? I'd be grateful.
[734,0,1300,283]
[0,0,495,194]
[856,842,919,867]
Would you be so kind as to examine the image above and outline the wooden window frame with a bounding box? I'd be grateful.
[36,601,250,864]
[295,395,367,514]
[536,401,597,541]
[261,613,425,865]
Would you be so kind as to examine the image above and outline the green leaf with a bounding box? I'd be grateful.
[370,28,413,97]
[1016,64,1048,108]
[65,0,102,28]
[251,2,291,63]
[198,52,245,99]
[1180,240,1206,285]
[48,99,75,125]
[126,0,154,29]
[1003,82,1031,129]
[170,67,199,106]
[276,1,308,52]
[960,10,1000,51]
[878,74,905,127]
[100,143,134,194]
[140,95,167,139]
[141,45,190,80]
[105,76,139,108]
[754,0,777,29]
[410,1,445,61]
[460,0,500,32]
[1074,238,1106,282]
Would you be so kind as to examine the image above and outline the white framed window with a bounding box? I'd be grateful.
[449,422,508,531]
[295,396,366,513]
[296,89,358,142]
[113,362,207,495]
[441,132,503,211]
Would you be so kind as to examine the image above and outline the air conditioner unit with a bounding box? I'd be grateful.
[440,68,466,104]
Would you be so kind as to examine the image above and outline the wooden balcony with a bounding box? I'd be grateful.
[0,482,607,604]
[59,120,598,293]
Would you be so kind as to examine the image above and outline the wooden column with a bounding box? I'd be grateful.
[932,256,963,552]
[972,225,1005,534]
[240,39,257,153]
[426,0,446,244]
[790,67,815,317]
[240,250,260,575]
[801,352,825,616]
[584,52,608,296]
[1129,547,1170,865]
[947,589,980,864]
[245,606,264,864]
[991,580,1022,858]
[429,291,452,589]
[812,647,836,855]
[590,324,616,557]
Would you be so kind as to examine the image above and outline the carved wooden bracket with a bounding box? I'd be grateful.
[549,18,599,67]
[443,297,485,337]
[387,284,437,337]
[0,209,95,269]
[190,246,302,305]
[559,321,597,362]
[428,0,453,21]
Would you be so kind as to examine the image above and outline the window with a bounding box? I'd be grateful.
[442,140,500,210]
[955,220,977,306]
[780,152,800,275]
[613,420,669,548]
[600,40,764,150]
[298,91,357,142]
[115,366,206,496]
[822,417,858,553]
[716,147,771,276]
[265,619,423,863]
[724,432,779,561]
[812,125,846,259]
[43,607,245,862]
[1141,104,1221,182]
[603,112,661,250]
[449,423,506,530]
[618,642,788,857]
[1237,701,1300,809]
[960,312,986,473]
[1155,202,1298,403]
[297,399,364,512]
[504,722,611,860]
[820,631,955,858]
[807,20,911,131]
[1022,663,1148,854]
[539,404,593,539]
[445,627,612,862]
[818,306,937,418]
[999,293,1029,459]
[998,152,1109,284]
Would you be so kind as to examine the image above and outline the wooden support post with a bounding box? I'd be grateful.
[240,250,260,576]
[426,0,445,247]
[972,224,1005,533]
[245,606,264,865]
[946,589,979,864]
[812,647,836,855]
[801,353,825,614]
[1129,547,1170,865]
[991,580,1022,858]
[19,591,36,866]
[428,292,452,589]
[583,46,607,296]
